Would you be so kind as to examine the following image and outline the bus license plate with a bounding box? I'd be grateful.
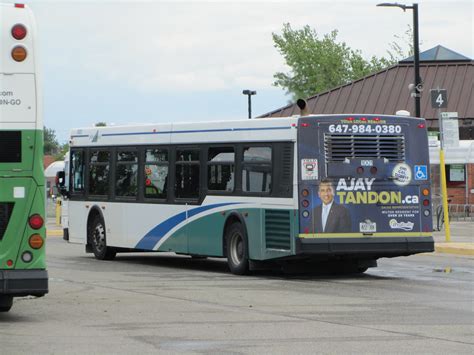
[360,221,377,233]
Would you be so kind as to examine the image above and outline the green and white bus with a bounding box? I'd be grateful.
[0,3,48,312]
[63,111,434,275]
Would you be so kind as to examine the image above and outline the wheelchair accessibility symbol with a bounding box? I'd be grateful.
[414,165,428,180]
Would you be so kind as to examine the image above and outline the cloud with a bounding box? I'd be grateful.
[30,1,472,96]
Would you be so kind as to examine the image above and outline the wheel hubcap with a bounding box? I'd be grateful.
[230,232,243,265]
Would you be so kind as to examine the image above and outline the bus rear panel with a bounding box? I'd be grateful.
[0,3,48,311]
[297,115,434,259]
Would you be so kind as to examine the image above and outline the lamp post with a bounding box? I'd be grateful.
[377,2,421,117]
[242,90,257,119]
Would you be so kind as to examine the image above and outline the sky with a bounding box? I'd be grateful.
[15,0,474,142]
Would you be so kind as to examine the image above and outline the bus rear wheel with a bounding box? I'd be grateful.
[90,217,116,260]
[226,223,249,275]
[0,295,13,312]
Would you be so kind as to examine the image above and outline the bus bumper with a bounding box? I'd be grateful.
[0,269,48,297]
[297,237,434,258]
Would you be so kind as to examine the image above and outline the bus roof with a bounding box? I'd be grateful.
[69,116,299,147]
[69,114,427,147]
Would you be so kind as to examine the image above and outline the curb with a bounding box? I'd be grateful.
[435,243,474,256]
[46,229,63,237]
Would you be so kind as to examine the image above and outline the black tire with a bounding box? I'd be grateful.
[89,217,116,260]
[226,222,249,275]
[0,295,13,312]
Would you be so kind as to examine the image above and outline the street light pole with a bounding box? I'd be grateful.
[377,2,421,117]
[242,90,257,119]
[412,3,421,117]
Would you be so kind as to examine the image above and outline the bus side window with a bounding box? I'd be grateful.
[144,148,168,199]
[115,150,138,198]
[208,147,235,192]
[242,146,272,193]
[70,150,85,194]
[89,150,110,196]
[175,149,200,200]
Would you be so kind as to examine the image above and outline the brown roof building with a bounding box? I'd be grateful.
[260,46,474,139]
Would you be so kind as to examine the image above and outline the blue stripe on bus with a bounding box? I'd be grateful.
[135,202,238,250]
[101,126,291,137]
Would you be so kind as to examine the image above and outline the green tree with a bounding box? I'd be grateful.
[44,126,59,155]
[53,143,69,161]
[386,25,415,63]
[272,23,395,100]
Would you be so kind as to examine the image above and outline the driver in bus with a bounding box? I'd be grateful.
[313,179,351,233]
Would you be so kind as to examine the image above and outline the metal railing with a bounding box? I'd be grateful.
[433,202,474,231]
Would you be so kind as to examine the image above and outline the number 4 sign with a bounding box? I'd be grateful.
[430,89,447,109]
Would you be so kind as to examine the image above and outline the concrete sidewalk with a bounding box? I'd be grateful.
[46,220,473,256]
[433,221,474,256]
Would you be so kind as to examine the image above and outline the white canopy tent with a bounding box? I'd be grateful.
[429,141,474,164]
[44,161,65,178]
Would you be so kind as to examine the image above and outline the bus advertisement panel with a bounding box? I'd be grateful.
[298,115,433,255]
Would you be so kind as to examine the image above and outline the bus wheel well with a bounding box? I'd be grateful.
[222,214,245,257]
[87,207,103,245]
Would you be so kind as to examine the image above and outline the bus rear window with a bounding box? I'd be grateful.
[0,131,21,162]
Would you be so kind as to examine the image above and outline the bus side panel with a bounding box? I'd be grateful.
[155,207,296,261]
[186,212,227,256]
[68,201,89,244]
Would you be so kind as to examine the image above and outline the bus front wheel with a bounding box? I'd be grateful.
[226,223,249,275]
[0,295,13,312]
[90,217,116,261]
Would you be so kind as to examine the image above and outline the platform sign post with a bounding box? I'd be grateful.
[431,89,451,242]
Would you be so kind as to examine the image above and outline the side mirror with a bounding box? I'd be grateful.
[55,171,65,188]
[55,171,68,197]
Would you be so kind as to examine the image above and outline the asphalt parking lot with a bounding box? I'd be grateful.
[1,232,473,354]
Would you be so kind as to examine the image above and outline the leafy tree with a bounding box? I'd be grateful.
[386,25,415,63]
[53,143,69,161]
[272,23,399,100]
[44,126,59,155]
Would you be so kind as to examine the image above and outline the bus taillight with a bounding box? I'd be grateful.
[29,234,44,249]
[422,188,430,196]
[11,24,27,40]
[28,214,44,229]
[11,46,27,62]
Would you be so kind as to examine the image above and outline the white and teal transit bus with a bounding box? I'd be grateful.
[0,3,47,312]
[62,113,434,274]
